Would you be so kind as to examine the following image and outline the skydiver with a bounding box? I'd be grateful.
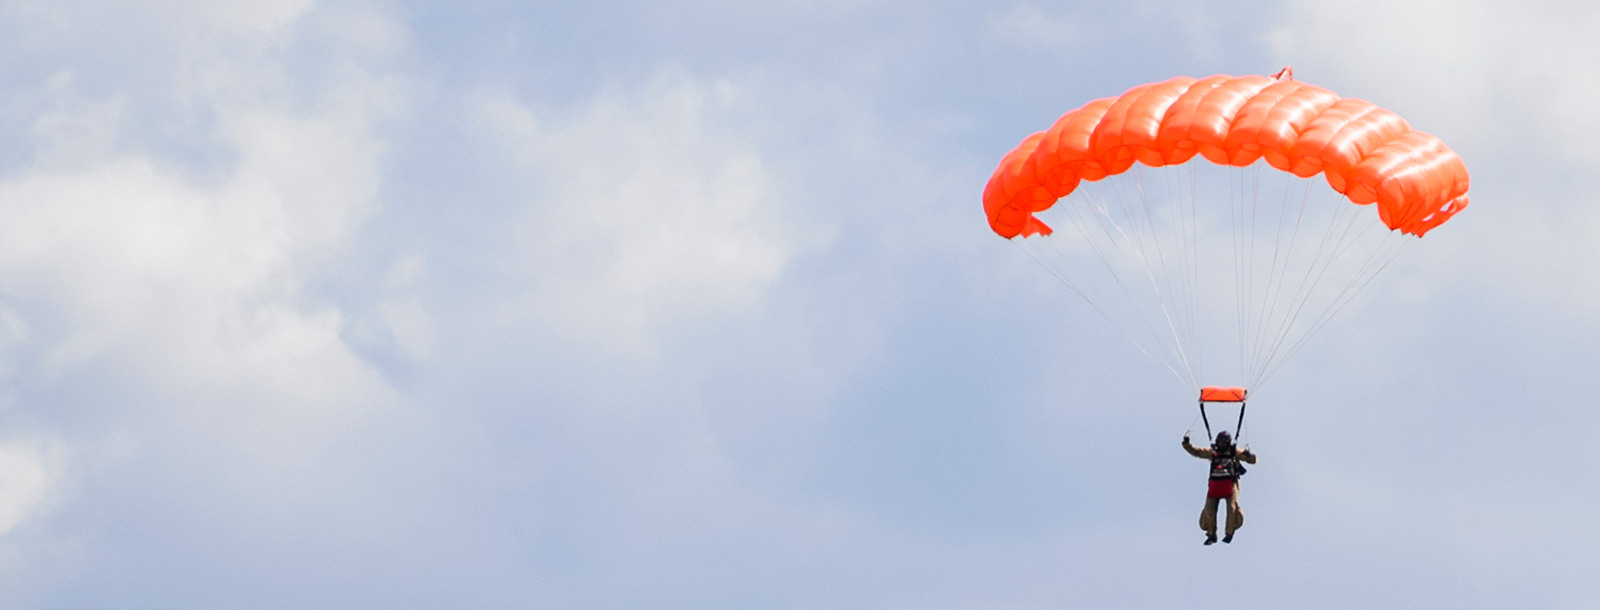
[1182,430,1256,545]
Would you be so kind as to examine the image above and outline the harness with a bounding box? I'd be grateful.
[1208,445,1246,481]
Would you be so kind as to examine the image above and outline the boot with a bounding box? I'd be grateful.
[1204,533,1218,545]
[1222,533,1234,544]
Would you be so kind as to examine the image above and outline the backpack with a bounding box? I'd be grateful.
[1208,445,1247,480]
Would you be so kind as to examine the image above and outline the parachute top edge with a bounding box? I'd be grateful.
[1199,386,1248,402]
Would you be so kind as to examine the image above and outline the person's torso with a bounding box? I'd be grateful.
[1208,449,1243,480]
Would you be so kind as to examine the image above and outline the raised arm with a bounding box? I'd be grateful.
[1239,448,1258,464]
[1182,436,1212,459]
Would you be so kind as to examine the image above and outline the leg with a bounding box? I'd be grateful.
[1200,496,1220,543]
[1223,483,1244,541]
[1199,496,1220,533]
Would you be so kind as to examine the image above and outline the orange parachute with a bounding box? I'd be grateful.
[983,68,1469,239]
[984,68,1472,402]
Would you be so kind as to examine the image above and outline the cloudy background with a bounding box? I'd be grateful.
[0,0,1594,607]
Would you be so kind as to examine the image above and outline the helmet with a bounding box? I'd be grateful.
[1213,430,1233,448]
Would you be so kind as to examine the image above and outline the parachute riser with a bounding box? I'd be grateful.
[1196,393,1241,441]
[1197,399,1246,443]
[1235,401,1247,444]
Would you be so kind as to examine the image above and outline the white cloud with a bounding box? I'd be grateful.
[984,4,1103,54]
[6,0,318,37]
[30,73,123,170]
[984,1,1234,64]
[369,255,434,360]
[471,74,794,353]
[0,440,63,535]
[1275,0,1600,157]
[0,2,413,536]
[213,0,318,32]
[0,107,379,384]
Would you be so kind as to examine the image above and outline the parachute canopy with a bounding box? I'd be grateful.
[984,68,1469,239]
[985,69,1470,393]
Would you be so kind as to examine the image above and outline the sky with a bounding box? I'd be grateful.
[0,0,1596,607]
